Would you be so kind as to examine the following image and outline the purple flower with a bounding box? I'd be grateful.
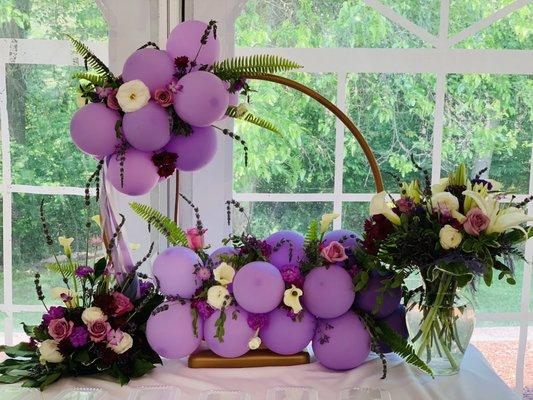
[280,265,301,284]
[95,86,113,99]
[69,326,89,348]
[226,282,234,294]
[247,313,269,331]
[139,280,153,297]
[197,267,211,281]
[42,306,65,326]
[75,266,94,278]
[259,241,273,257]
[230,78,246,93]
[192,299,214,320]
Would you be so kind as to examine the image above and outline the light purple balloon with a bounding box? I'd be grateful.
[303,265,355,319]
[146,300,202,359]
[208,246,237,267]
[166,20,220,66]
[322,229,360,249]
[70,103,121,157]
[151,246,202,298]
[265,230,306,269]
[173,71,229,127]
[204,306,255,358]
[354,275,402,318]
[312,311,371,370]
[164,125,217,171]
[106,148,159,196]
[260,308,316,355]
[122,100,171,151]
[376,305,408,353]
[233,261,285,314]
[122,48,175,94]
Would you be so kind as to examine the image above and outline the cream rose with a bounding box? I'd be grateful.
[108,332,133,354]
[81,307,107,325]
[207,285,230,310]
[213,262,235,286]
[39,340,64,364]
[431,192,460,212]
[439,225,463,250]
[116,80,150,112]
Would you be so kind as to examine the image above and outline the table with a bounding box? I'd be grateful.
[2,346,519,400]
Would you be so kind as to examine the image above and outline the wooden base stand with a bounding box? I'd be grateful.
[188,349,310,368]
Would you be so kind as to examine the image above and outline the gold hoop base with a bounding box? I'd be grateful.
[188,349,310,368]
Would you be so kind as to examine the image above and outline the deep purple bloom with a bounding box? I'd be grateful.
[192,299,214,320]
[259,241,273,257]
[69,326,89,348]
[247,313,269,331]
[230,78,246,93]
[280,264,301,284]
[139,280,154,297]
[75,266,94,278]
[226,282,234,294]
[42,306,65,326]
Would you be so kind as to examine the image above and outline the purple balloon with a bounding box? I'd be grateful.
[260,308,316,355]
[208,246,237,267]
[166,20,220,66]
[122,100,171,151]
[312,311,371,370]
[70,103,121,157]
[152,246,202,298]
[173,71,229,127]
[233,261,285,314]
[376,305,408,353]
[303,265,355,319]
[122,48,175,94]
[354,275,402,318]
[217,83,239,121]
[164,125,217,171]
[146,300,202,359]
[265,231,306,269]
[106,148,159,196]
[322,229,360,249]
[204,306,255,358]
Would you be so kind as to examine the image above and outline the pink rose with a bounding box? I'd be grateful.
[186,228,205,251]
[106,328,124,346]
[463,207,490,236]
[106,89,121,110]
[111,292,134,317]
[321,241,348,263]
[47,318,74,341]
[87,319,111,342]
[154,88,173,107]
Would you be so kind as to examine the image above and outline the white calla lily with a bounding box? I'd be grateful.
[369,191,400,225]
[320,213,340,233]
[283,285,303,314]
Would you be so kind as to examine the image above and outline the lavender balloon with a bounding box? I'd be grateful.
[208,246,237,267]
[122,100,171,151]
[166,20,220,66]
[204,306,255,358]
[233,261,285,314]
[122,48,175,94]
[376,305,408,353]
[312,311,371,370]
[106,148,159,196]
[354,275,402,318]
[146,301,202,359]
[164,125,217,171]
[173,71,229,126]
[265,230,306,269]
[322,229,360,249]
[152,246,202,298]
[260,308,316,355]
[70,103,121,157]
[303,265,355,319]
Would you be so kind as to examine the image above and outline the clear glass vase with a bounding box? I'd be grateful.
[406,285,476,376]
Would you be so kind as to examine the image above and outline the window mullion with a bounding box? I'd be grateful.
[333,73,346,229]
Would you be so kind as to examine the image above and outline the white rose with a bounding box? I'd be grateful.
[248,336,262,350]
[369,191,401,225]
[283,285,303,314]
[39,340,64,364]
[320,213,340,233]
[108,332,133,354]
[207,285,230,310]
[431,192,459,212]
[213,262,235,285]
[439,225,463,250]
[116,80,150,112]
[81,307,107,325]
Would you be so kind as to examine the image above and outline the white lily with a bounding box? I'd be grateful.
[320,213,340,233]
[369,191,400,225]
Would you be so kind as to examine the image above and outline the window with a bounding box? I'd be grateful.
[192,0,533,396]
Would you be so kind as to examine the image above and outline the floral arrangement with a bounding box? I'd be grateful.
[68,19,301,196]
[360,161,533,373]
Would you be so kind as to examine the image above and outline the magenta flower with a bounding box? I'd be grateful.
[69,326,88,348]
[186,228,206,251]
[111,292,134,317]
[192,299,214,320]
[42,306,65,326]
[75,266,94,278]
[197,267,211,281]
[280,265,301,284]
[247,313,269,331]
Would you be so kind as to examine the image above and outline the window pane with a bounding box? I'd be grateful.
[344,73,435,193]
[232,201,332,239]
[234,73,336,194]
[342,202,368,234]
[443,74,532,193]
[235,0,427,48]
[12,193,99,305]
[7,64,97,187]
[13,312,43,342]
[0,0,107,40]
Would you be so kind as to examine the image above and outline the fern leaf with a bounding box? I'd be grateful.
[72,72,107,87]
[304,220,319,247]
[45,262,76,278]
[130,202,188,246]
[213,55,302,79]
[225,106,281,136]
[66,35,114,80]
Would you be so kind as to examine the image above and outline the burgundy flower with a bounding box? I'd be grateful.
[111,292,134,317]
[93,294,116,317]
[174,56,189,69]
[363,214,394,255]
[69,326,89,348]
[48,318,74,341]
[154,88,173,107]
[152,151,178,178]
[247,313,269,331]
[139,280,153,297]
[106,89,120,110]
[87,319,111,343]
[75,266,94,278]
[259,241,273,257]
[280,265,301,284]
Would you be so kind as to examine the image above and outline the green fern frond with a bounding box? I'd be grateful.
[130,202,188,246]
[304,220,319,247]
[73,72,107,87]
[45,262,76,278]
[213,55,302,79]
[226,105,281,136]
[66,35,114,80]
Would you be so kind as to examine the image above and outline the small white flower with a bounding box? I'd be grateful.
[248,336,262,350]
[207,285,230,310]
[81,307,107,325]
[108,332,133,354]
[213,262,236,286]
[439,225,463,250]
[235,103,249,118]
[116,80,150,112]
[320,213,340,234]
[369,191,401,225]
[39,340,64,364]
[283,284,303,314]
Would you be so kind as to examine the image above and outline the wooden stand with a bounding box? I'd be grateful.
[188,349,310,368]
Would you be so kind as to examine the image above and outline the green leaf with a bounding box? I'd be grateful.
[214,309,227,343]
[45,261,76,278]
[225,105,281,135]
[213,54,302,79]
[483,264,493,287]
[72,71,107,87]
[304,219,319,247]
[94,257,107,278]
[2,342,36,358]
[130,202,188,246]
[131,358,156,378]
[66,35,114,80]
[39,372,62,390]
[0,374,25,383]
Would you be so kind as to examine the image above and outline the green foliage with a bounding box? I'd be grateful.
[45,261,76,277]
[214,309,227,343]
[129,202,188,246]
[214,54,302,80]
[72,71,107,87]
[226,105,281,135]
[66,34,114,80]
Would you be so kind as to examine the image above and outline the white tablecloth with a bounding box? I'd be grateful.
[2,346,519,400]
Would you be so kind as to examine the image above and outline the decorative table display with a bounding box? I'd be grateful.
[0,17,530,393]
